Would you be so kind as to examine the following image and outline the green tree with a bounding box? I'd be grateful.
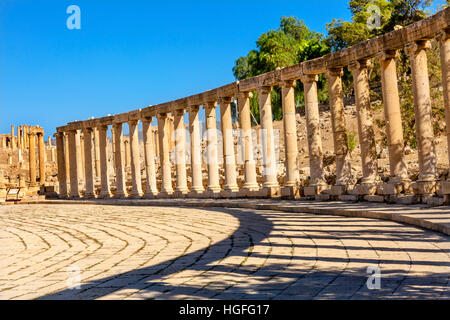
[233,17,330,124]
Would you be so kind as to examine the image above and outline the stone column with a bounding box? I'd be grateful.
[11,126,16,151]
[75,130,84,188]
[173,110,188,196]
[28,131,37,186]
[142,118,158,198]
[438,30,450,196]
[204,102,221,194]
[257,86,280,196]
[112,123,127,198]
[38,133,45,185]
[407,40,438,195]
[17,126,22,151]
[98,125,112,198]
[129,120,143,198]
[238,92,259,193]
[378,50,409,194]
[55,133,67,198]
[124,139,131,170]
[94,128,101,179]
[64,133,70,192]
[67,130,80,197]
[281,80,299,197]
[188,106,204,195]
[83,127,95,198]
[349,60,379,195]
[219,97,239,194]
[301,75,327,195]
[158,114,174,196]
[327,68,351,195]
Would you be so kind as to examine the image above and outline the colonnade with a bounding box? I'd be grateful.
[55,9,450,204]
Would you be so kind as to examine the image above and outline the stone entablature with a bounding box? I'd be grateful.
[54,7,450,205]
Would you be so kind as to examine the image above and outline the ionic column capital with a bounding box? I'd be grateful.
[405,40,431,56]
[326,68,344,78]
[237,91,253,100]
[189,105,200,113]
[173,109,185,117]
[348,59,371,71]
[203,101,217,109]
[280,80,296,88]
[376,49,399,62]
[300,74,319,84]
[141,116,152,123]
[82,127,94,133]
[217,96,233,105]
[157,113,168,119]
[257,86,272,95]
[436,28,450,43]
[128,119,139,126]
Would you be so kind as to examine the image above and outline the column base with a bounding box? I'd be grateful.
[411,180,437,195]
[355,183,378,196]
[331,185,348,196]
[98,192,112,199]
[174,189,189,198]
[304,185,328,197]
[143,191,158,199]
[113,192,128,199]
[204,189,222,198]
[382,179,411,195]
[128,193,143,199]
[281,186,300,199]
[84,193,97,199]
[159,190,174,199]
[188,189,205,198]
[440,181,450,195]
[237,187,261,198]
[253,186,281,198]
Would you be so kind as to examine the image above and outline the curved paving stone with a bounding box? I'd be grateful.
[0,204,449,300]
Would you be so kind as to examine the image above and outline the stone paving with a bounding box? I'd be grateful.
[0,203,449,300]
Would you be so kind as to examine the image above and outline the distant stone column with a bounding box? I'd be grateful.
[257,86,279,195]
[219,97,239,193]
[83,127,95,198]
[173,110,188,196]
[301,75,327,195]
[55,133,67,198]
[124,139,131,169]
[407,40,438,195]
[67,130,80,197]
[112,123,126,198]
[189,105,204,195]
[281,80,299,190]
[129,120,143,198]
[142,118,158,198]
[326,68,351,193]
[98,125,112,198]
[38,132,45,185]
[28,131,37,187]
[17,126,22,151]
[378,50,409,193]
[238,92,259,192]
[64,133,70,192]
[75,131,84,188]
[204,102,221,194]
[158,114,174,196]
[94,128,101,179]
[349,60,379,194]
[438,29,450,195]
[11,126,16,151]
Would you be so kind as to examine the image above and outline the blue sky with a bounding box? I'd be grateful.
[0,0,446,137]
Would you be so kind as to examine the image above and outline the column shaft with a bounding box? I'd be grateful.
[98,125,112,198]
[238,92,258,190]
[129,120,143,197]
[56,133,67,197]
[189,106,204,193]
[94,128,101,178]
[142,118,158,197]
[219,97,238,192]
[83,128,95,198]
[113,123,126,198]
[158,114,174,195]
[281,81,299,186]
[301,75,326,186]
[349,60,379,185]
[174,110,188,194]
[68,130,80,197]
[379,51,408,181]
[258,86,279,188]
[38,133,45,185]
[204,103,221,192]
